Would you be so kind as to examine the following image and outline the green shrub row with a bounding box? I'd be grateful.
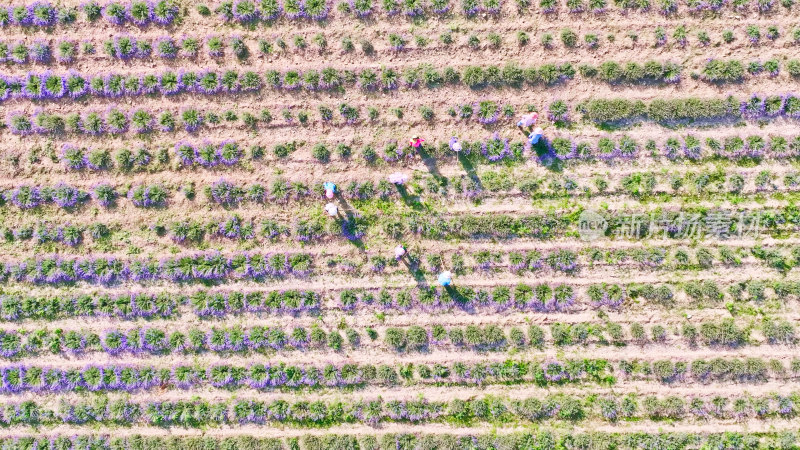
[0,429,795,450]
[0,390,797,427]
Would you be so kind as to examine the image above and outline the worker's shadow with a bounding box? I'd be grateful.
[457,152,484,190]
[417,145,443,179]
[399,256,428,289]
[530,138,563,173]
[335,198,366,251]
[395,185,423,210]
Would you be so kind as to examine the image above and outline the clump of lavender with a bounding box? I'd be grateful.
[174,142,196,166]
[6,186,42,209]
[152,0,179,24]
[350,0,373,16]
[31,2,57,26]
[7,111,34,135]
[218,141,242,165]
[232,0,260,22]
[547,100,570,123]
[341,213,368,241]
[103,1,128,24]
[61,144,88,170]
[128,184,168,208]
[740,94,765,119]
[127,0,152,25]
[30,40,51,62]
[92,183,117,208]
[481,133,512,162]
[210,179,243,205]
[306,0,330,19]
[541,360,568,382]
[476,100,500,125]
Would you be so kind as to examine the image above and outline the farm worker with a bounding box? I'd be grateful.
[517,112,539,130]
[388,172,409,185]
[323,181,336,199]
[528,127,544,145]
[394,244,406,260]
[449,137,462,153]
[409,135,425,148]
[324,202,338,217]
[438,271,453,287]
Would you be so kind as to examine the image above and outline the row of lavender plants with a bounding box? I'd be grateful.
[37,134,800,175]
[0,1,178,28]
[0,356,793,394]
[547,132,800,161]
[578,94,800,126]
[0,357,781,400]
[4,275,798,322]
[0,358,606,393]
[0,391,796,427]
[0,60,678,104]
[0,277,748,321]
[1,0,793,31]
[0,281,658,321]
[217,0,800,22]
[0,321,564,357]
[0,251,313,286]
[4,101,517,137]
[1,183,168,209]
[0,431,788,450]
[0,315,786,358]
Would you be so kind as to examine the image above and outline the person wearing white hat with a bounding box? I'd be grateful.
[388,172,409,185]
[528,127,544,145]
[394,245,406,260]
[325,202,338,217]
[438,271,453,286]
[409,135,425,148]
[450,137,462,153]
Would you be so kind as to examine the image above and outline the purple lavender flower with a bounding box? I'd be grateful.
[49,183,84,208]
[64,70,88,99]
[127,0,153,25]
[218,141,242,165]
[30,40,51,62]
[41,72,65,98]
[22,73,45,99]
[114,35,138,59]
[740,94,765,119]
[152,0,179,23]
[232,0,260,21]
[11,5,32,25]
[541,360,567,382]
[481,133,512,162]
[159,71,182,95]
[103,1,128,24]
[476,101,500,125]
[6,111,34,135]
[155,36,178,58]
[174,142,196,166]
[6,186,42,208]
[205,35,223,57]
[61,144,88,169]
[350,0,373,15]
[218,215,245,238]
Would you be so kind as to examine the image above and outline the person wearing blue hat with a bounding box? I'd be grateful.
[323,182,336,199]
[528,127,544,145]
[438,271,453,286]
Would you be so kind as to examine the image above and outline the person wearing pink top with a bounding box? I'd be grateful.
[409,135,425,148]
[516,112,539,133]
